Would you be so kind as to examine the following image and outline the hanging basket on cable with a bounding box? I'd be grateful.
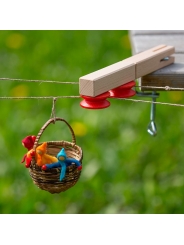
[29,117,83,194]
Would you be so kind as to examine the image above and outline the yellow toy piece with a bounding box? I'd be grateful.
[35,142,58,166]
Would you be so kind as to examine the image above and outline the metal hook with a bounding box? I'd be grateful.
[147,92,157,136]
[160,56,169,61]
[136,88,159,136]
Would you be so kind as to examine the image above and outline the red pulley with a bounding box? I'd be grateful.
[109,81,136,98]
[80,92,110,109]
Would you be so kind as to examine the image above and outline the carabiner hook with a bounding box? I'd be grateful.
[136,88,159,136]
[147,94,157,136]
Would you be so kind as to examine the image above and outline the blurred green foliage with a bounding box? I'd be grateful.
[0,30,184,214]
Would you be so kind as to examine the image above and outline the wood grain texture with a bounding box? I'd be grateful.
[129,30,184,90]
[79,45,174,97]
[129,34,184,54]
[134,45,174,78]
[141,54,184,90]
[79,60,135,97]
[130,30,184,36]
[142,54,184,75]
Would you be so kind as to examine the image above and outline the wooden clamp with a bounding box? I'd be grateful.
[79,44,175,97]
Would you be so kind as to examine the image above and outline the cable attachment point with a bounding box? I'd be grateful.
[50,97,57,123]
[147,93,157,136]
[136,89,159,136]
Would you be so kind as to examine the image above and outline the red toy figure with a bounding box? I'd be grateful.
[21,135,36,168]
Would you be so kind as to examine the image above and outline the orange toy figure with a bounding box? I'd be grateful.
[35,142,58,167]
[21,135,36,168]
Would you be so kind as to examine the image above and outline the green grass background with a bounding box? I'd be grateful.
[0,30,184,214]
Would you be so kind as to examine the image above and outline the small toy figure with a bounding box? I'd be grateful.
[35,142,58,166]
[21,135,36,168]
[24,149,35,168]
[42,148,82,181]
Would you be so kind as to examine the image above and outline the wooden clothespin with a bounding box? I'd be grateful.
[79,44,175,109]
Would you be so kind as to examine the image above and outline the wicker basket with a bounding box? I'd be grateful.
[29,117,83,194]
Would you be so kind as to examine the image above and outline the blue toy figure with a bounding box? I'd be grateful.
[42,148,82,181]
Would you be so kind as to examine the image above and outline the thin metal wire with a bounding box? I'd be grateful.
[1,77,184,91]
[0,95,184,109]
[0,96,80,99]
[135,85,184,91]
[0,78,78,84]
[121,98,184,108]
[0,78,184,108]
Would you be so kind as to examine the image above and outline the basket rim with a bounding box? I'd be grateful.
[33,117,77,150]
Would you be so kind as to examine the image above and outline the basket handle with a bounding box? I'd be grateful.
[33,117,76,149]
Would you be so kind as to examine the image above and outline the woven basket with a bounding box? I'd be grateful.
[29,117,83,194]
